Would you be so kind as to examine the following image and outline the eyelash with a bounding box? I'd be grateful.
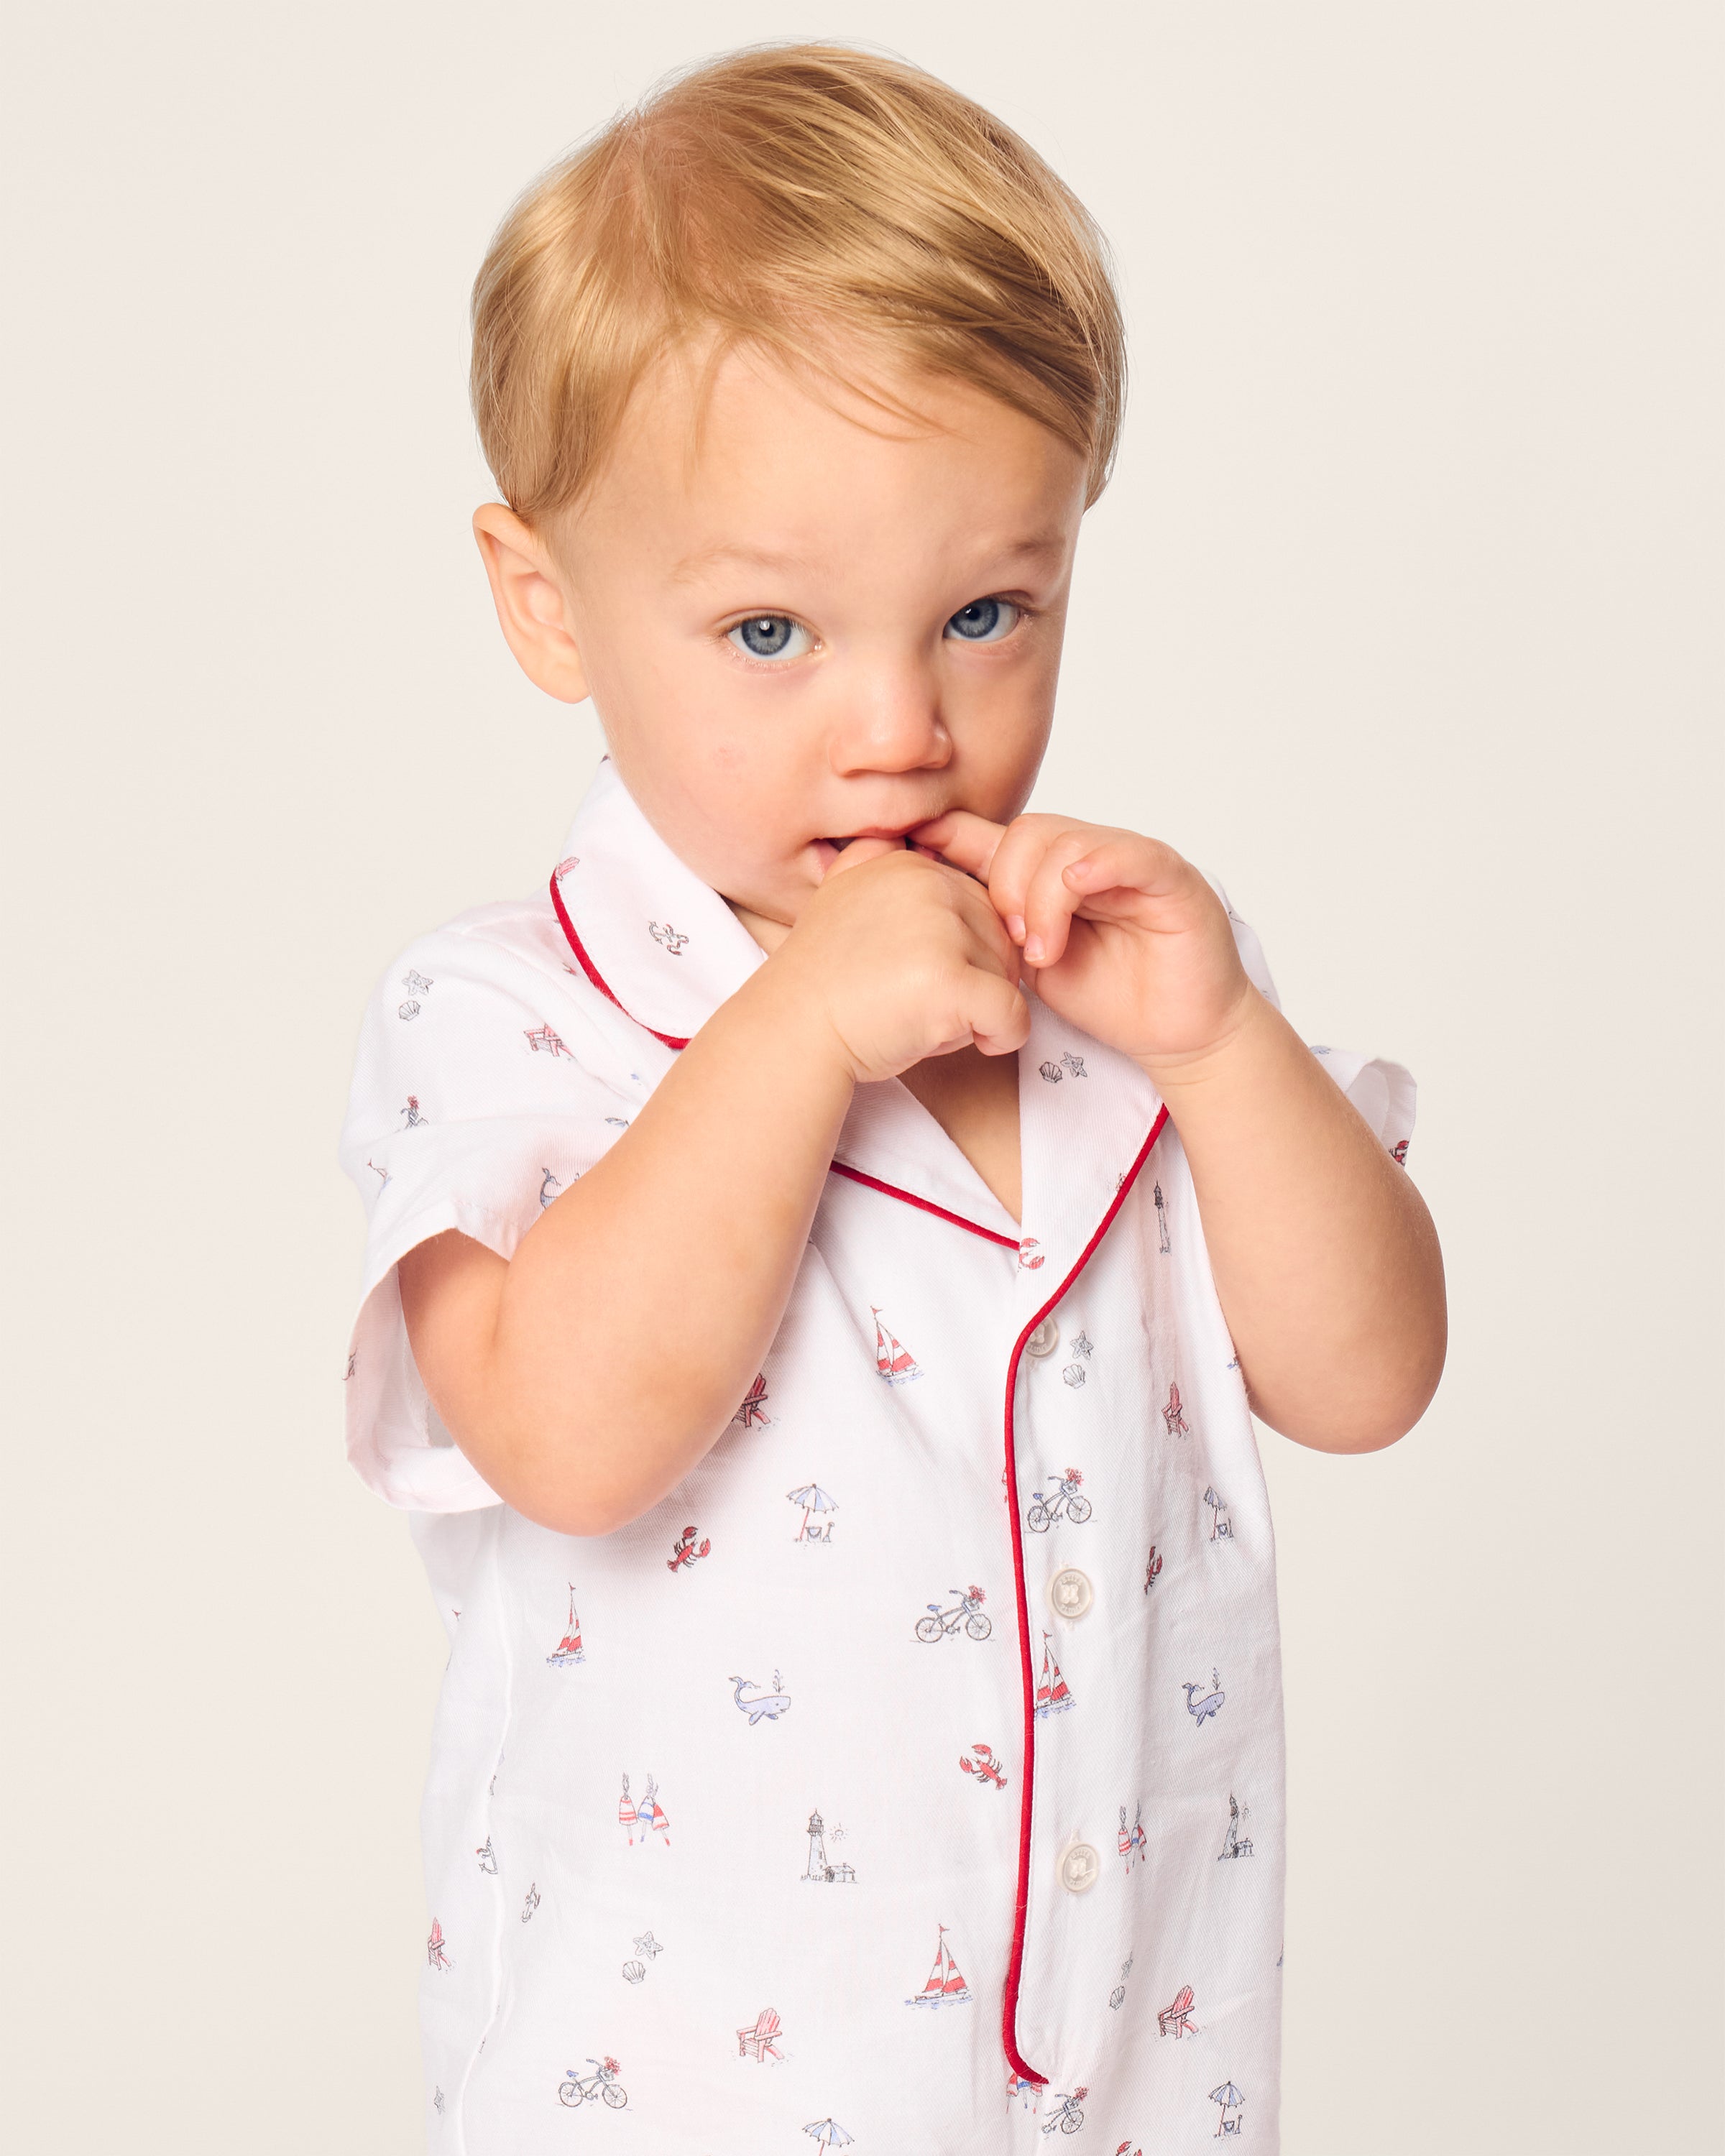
[720,596,1037,668]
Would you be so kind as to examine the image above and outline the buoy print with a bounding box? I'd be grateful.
[736,2007,785,2062]
[1034,1634,1074,1718]
[1183,1669,1225,1727]
[546,1585,585,1667]
[1026,1468,1091,1533]
[960,1742,1008,1789]
[804,1807,856,1884]
[558,2058,627,2109]
[730,1671,791,1724]
[871,1306,921,1384]
[915,1585,990,1643]
[617,1774,670,1847]
[906,1924,972,2007]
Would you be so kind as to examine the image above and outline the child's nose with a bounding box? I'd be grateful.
[827,665,949,774]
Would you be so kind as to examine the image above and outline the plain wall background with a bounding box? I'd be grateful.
[3,5,1718,2150]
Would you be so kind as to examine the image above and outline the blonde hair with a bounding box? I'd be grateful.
[470,42,1127,528]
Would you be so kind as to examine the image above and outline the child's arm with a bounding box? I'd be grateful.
[912,808,1445,1453]
[1143,992,1443,1451]
[397,843,1026,1535]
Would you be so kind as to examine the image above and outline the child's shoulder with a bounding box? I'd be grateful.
[348,882,640,1105]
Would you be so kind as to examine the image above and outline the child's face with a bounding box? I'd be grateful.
[476,336,1090,934]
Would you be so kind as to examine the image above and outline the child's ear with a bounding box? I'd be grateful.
[472,503,591,704]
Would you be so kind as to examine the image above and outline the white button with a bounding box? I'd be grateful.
[1026,1317,1060,1358]
[1059,1843,1100,1893]
[1050,1567,1092,1619]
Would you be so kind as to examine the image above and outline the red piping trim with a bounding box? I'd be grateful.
[548,872,691,1051]
[999,1102,1171,2086]
[550,870,1026,1253]
[829,1161,1021,1250]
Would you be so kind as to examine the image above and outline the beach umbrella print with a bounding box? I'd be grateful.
[1210,2081,1245,2129]
[787,1484,839,1542]
[803,2122,855,2148]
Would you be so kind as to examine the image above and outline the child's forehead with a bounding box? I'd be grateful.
[584,335,1084,547]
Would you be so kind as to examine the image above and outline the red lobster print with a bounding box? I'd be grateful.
[960,1743,1008,1789]
[668,1525,710,1572]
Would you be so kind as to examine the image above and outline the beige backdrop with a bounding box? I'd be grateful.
[3,5,1718,2151]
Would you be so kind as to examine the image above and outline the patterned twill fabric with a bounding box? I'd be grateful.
[339,757,1415,2152]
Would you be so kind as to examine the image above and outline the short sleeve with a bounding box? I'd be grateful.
[1201,872,1417,1165]
[336,907,634,1512]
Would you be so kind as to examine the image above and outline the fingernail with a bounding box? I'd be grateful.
[1024,934,1044,964]
[1006,914,1026,943]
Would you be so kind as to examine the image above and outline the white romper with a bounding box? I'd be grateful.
[339,755,1414,2154]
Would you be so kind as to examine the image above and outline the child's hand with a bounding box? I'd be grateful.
[906,811,1252,1077]
[771,837,1031,1085]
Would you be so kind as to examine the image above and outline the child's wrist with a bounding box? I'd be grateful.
[1134,981,1271,1100]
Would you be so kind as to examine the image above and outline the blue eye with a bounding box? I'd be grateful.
[946,596,1021,643]
[728,615,811,662]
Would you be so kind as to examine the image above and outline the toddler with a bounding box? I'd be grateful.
[339,42,1445,2153]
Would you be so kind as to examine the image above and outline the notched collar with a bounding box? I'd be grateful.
[548,756,1167,1271]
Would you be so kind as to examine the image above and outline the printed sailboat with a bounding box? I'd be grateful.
[871,1306,921,1385]
[1035,1634,1074,1718]
[906,1923,972,2007]
[546,1584,585,1667]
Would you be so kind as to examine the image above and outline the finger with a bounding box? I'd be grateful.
[1020,829,1107,967]
[957,970,1032,1059]
[1057,831,1185,906]
[905,808,1008,884]
[820,834,908,883]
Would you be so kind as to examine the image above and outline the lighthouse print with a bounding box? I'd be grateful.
[871,1306,921,1384]
[906,1924,972,2007]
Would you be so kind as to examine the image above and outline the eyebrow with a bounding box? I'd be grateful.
[668,532,1067,585]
